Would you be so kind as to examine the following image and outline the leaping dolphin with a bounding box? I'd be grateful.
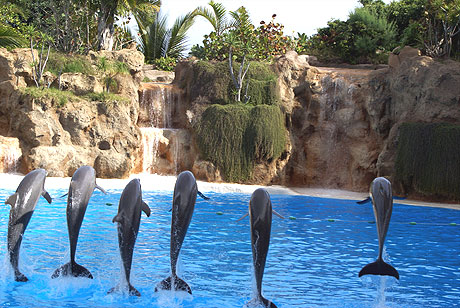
[51,165,106,279]
[155,171,198,294]
[358,177,399,280]
[5,169,52,282]
[238,188,283,308]
[108,179,151,296]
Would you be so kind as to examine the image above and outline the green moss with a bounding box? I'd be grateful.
[20,87,80,107]
[46,52,94,75]
[395,122,460,200]
[185,60,278,105]
[195,104,286,182]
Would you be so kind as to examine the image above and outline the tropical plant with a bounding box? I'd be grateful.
[194,1,230,36]
[97,0,160,50]
[0,25,25,49]
[137,10,196,62]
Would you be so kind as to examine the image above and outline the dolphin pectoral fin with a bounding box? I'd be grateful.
[96,184,107,195]
[197,191,210,200]
[359,259,400,280]
[272,209,285,219]
[155,276,192,294]
[59,193,68,198]
[112,213,123,224]
[142,201,151,217]
[357,197,372,204]
[5,193,18,207]
[236,212,249,222]
[42,191,52,204]
[51,261,93,279]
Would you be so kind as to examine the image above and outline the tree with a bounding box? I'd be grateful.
[97,0,160,51]
[194,1,230,36]
[138,10,196,62]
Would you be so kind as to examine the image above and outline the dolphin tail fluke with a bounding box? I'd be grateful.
[14,271,29,282]
[51,261,93,279]
[155,275,192,294]
[247,297,278,308]
[261,297,278,308]
[359,259,399,280]
[107,284,141,296]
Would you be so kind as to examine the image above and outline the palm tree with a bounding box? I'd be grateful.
[194,1,230,36]
[97,0,160,51]
[0,25,24,49]
[138,10,196,62]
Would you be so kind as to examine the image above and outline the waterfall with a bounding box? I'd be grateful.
[0,137,22,173]
[138,82,184,175]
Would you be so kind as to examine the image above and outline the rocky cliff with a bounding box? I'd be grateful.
[0,48,144,177]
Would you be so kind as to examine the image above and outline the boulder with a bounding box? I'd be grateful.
[57,73,103,95]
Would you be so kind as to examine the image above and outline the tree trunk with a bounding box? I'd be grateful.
[97,2,116,51]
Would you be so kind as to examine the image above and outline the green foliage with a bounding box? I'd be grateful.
[97,56,129,92]
[192,4,296,62]
[46,52,94,75]
[308,7,397,64]
[0,25,25,49]
[20,86,80,107]
[395,122,460,200]
[195,104,286,182]
[138,10,195,62]
[183,60,278,105]
[85,92,129,103]
[152,56,177,71]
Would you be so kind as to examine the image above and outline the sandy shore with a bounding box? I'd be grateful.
[1,173,459,210]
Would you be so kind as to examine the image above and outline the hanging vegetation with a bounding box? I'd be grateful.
[195,104,286,182]
[395,122,460,200]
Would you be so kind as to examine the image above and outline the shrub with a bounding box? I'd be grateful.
[46,52,94,75]
[182,60,278,105]
[395,122,460,200]
[195,104,286,182]
[152,56,177,72]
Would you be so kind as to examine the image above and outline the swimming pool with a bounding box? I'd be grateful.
[0,182,459,307]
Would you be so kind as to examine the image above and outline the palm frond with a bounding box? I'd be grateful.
[194,1,229,35]
[0,26,25,49]
[167,11,196,57]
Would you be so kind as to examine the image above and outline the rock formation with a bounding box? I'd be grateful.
[0,48,144,178]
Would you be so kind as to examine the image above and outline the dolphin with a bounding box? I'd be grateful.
[5,169,52,282]
[155,170,198,294]
[108,179,151,296]
[51,165,106,279]
[241,188,281,308]
[358,177,399,280]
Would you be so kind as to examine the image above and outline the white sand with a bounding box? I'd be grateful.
[1,173,458,210]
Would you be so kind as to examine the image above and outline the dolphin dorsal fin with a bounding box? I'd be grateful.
[42,191,52,204]
[272,209,285,219]
[142,201,151,217]
[236,212,249,222]
[5,193,18,207]
[96,184,107,195]
[112,213,123,224]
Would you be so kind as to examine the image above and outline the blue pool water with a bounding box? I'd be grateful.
[0,186,459,308]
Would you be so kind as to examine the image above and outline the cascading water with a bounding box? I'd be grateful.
[138,83,184,175]
[0,137,21,173]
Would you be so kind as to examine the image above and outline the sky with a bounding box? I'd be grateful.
[155,0,393,52]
